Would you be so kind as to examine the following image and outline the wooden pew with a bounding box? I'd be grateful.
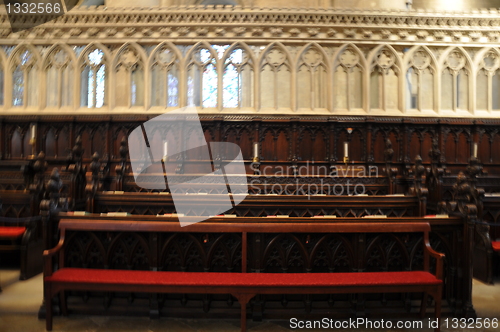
[0,153,46,218]
[0,215,43,279]
[474,195,500,284]
[43,213,472,320]
[44,217,444,332]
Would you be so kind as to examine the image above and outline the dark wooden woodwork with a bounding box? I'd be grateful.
[44,218,444,332]
[0,114,488,320]
[89,192,424,218]
[0,215,43,279]
[2,115,500,182]
[42,213,471,321]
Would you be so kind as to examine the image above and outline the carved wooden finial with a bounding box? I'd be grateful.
[47,168,62,194]
[90,152,101,180]
[413,155,425,179]
[33,151,48,174]
[383,138,394,163]
[429,137,441,164]
[72,135,84,163]
[119,137,129,161]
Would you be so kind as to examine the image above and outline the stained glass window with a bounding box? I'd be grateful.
[223,48,248,108]
[82,49,106,108]
[202,60,217,108]
[88,49,103,66]
[12,50,37,107]
[187,45,233,108]
[12,66,23,106]
[95,65,105,108]
[167,74,178,107]
[223,63,240,108]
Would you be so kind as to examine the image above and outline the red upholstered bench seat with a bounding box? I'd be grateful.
[46,268,441,288]
[492,241,500,252]
[46,268,441,287]
[0,226,26,239]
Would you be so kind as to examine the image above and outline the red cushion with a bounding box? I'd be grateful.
[492,241,500,252]
[46,269,441,287]
[0,226,26,239]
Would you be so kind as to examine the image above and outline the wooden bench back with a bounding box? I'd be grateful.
[92,193,425,217]
[57,218,434,273]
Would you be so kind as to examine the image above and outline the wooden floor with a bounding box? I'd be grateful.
[1,267,499,332]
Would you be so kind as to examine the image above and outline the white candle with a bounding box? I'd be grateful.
[31,124,35,139]
[253,142,258,158]
[473,142,478,158]
[163,141,168,158]
[344,142,349,158]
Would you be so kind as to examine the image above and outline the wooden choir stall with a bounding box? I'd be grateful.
[1,115,490,329]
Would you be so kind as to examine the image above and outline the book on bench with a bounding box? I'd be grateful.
[66,211,90,216]
[156,213,185,217]
[424,214,449,218]
[102,212,131,217]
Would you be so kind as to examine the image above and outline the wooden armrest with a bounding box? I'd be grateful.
[424,243,445,280]
[43,238,65,277]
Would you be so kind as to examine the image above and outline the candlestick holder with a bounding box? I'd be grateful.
[251,158,261,175]
[29,138,36,159]
[343,156,349,164]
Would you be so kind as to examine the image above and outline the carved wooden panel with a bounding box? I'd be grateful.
[57,221,465,317]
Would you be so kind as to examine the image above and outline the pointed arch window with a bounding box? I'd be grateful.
[223,47,253,108]
[12,49,38,107]
[476,51,500,111]
[405,50,434,111]
[334,47,363,110]
[297,46,327,109]
[151,45,179,107]
[81,48,106,108]
[187,45,224,108]
[441,50,469,111]
[115,46,144,107]
[370,49,400,111]
[260,46,291,109]
[45,48,73,108]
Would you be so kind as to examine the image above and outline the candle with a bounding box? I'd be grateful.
[31,124,35,140]
[473,142,478,158]
[253,142,258,158]
[344,142,349,158]
[163,141,168,158]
